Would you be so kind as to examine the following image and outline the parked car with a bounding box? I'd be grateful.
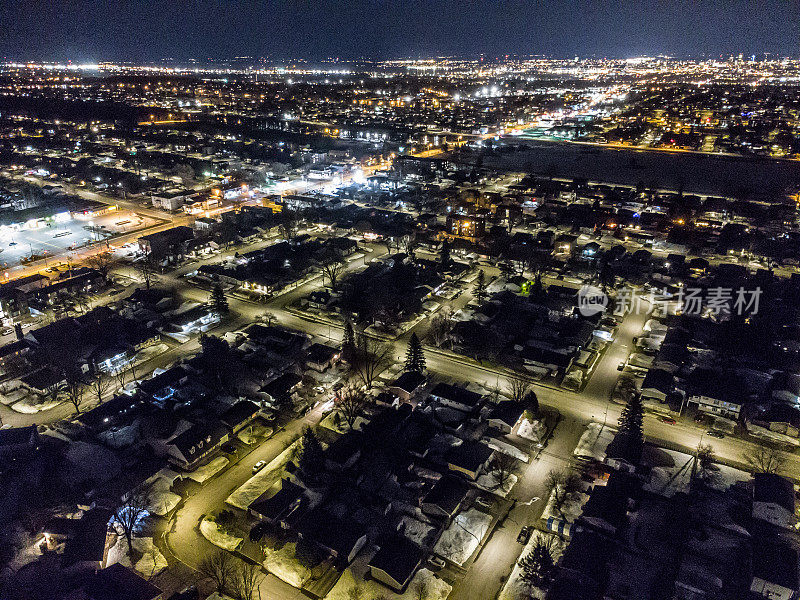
[660,416,677,425]
[706,430,725,439]
[427,556,446,571]
[517,526,532,544]
[252,460,267,474]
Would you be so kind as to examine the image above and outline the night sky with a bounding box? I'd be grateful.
[0,0,797,64]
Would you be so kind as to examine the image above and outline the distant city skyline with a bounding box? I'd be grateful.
[0,0,797,64]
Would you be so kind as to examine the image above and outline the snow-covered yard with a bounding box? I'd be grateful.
[237,423,274,445]
[263,542,312,588]
[10,395,62,413]
[499,531,564,600]
[539,487,588,531]
[644,447,750,497]
[433,508,492,566]
[187,456,230,484]
[226,439,301,510]
[200,517,243,552]
[476,471,518,497]
[747,424,800,447]
[325,567,451,600]
[517,418,546,442]
[399,515,437,547]
[573,422,616,461]
[62,441,121,486]
[106,535,168,579]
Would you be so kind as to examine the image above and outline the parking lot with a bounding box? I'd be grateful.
[0,211,159,268]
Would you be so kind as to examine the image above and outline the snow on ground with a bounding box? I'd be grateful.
[748,424,800,447]
[573,422,616,461]
[0,387,27,406]
[187,456,229,484]
[10,396,62,413]
[62,441,121,486]
[476,471,518,498]
[539,487,588,530]
[237,423,273,445]
[226,439,301,510]
[499,531,564,600]
[106,536,167,579]
[147,490,181,517]
[433,508,492,566]
[644,448,750,497]
[263,542,311,588]
[325,567,451,600]
[400,515,437,546]
[98,424,139,448]
[517,418,546,442]
[200,517,243,552]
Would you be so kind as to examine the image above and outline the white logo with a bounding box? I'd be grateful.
[577,285,608,317]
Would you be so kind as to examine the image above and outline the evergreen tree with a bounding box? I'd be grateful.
[616,394,644,464]
[405,333,426,373]
[298,427,324,474]
[210,284,229,315]
[530,273,545,302]
[439,239,451,272]
[518,538,555,588]
[473,269,487,302]
[342,319,355,360]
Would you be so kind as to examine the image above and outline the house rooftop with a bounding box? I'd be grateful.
[75,562,162,600]
[368,535,424,588]
[753,473,795,513]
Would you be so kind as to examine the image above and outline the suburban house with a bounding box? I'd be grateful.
[429,382,485,413]
[487,401,527,434]
[640,368,674,403]
[368,535,425,592]
[445,440,493,480]
[249,479,307,528]
[166,303,219,335]
[66,563,163,600]
[388,371,426,402]
[752,473,796,529]
[297,509,368,565]
[421,474,470,520]
[165,421,229,470]
[260,372,302,406]
[0,425,38,460]
[219,400,260,434]
[305,342,340,372]
[750,540,800,600]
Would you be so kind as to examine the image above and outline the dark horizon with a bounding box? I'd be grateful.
[0,0,798,65]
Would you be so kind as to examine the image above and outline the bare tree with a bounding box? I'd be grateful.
[133,251,158,289]
[428,312,453,347]
[260,311,277,326]
[321,255,346,291]
[336,383,369,430]
[506,375,531,403]
[742,443,786,475]
[233,560,264,600]
[90,372,111,406]
[114,367,127,392]
[113,487,151,554]
[64,376,85,414]
[199,549,235,595]
[413,578,430,600]
[349,334,392,388]
[85,251,116,280]
[695,443,717,483]
[546,469,581,518]
[490,452,516,489]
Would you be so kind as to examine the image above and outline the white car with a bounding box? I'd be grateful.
[252,460,267,474]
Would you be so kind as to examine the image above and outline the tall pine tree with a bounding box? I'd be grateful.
[405,333,426,373]
[342,320,355,361]
[518,538,555,588]
[439,239,451,272]
[615,394,644,464]
[298,427,324,475]
[210,284,229,315]
[474,269,487,302]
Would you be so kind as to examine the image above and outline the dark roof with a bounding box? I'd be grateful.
[489,401,525,427]
[325,431,363,465]
[369,535,424,587]
[124,287,173,306]
[219,400,260,430]
[306,342,338,364]
[0,425,37,448]
[249,479,306,522]
[580,472,639,532]
[423,474,470,514]
[260,372,302,399]
[20,366,66,391]
[753,473,795,513]
[62,508,114,566]
[752,539,799,590]
[0,339,28,359]
[446,440,494,474]
[79,563,162,600]
[430,382,484,409]
[168,421,228,459]
[390,371,426,394]
[299,508,366,559]
[642,368,674,394]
